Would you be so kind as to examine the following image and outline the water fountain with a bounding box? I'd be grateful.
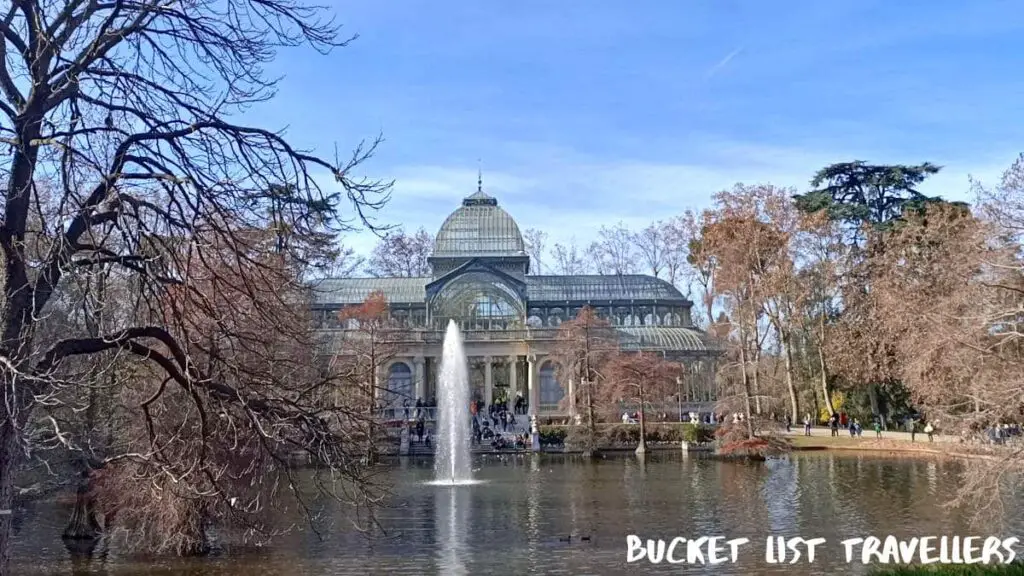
[430,320,477,485]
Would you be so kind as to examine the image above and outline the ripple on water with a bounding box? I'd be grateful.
[423,479,486,487]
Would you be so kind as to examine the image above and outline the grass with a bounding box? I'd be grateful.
[788,434,947,451]
[872,565,1024,575]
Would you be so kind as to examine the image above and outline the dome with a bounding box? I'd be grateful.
[432,190,526,258]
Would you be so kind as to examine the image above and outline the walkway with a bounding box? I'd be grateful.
[782,425,954,444]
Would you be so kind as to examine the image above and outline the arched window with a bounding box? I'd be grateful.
[386,362,413,407]
[539,362,563,407]
[548,307,564,327]
[527,315,543,328]
[430,272,524,330]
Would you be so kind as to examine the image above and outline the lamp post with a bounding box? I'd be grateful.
[676,375,683,423]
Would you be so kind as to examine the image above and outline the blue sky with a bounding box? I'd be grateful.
[258,0,1024,257]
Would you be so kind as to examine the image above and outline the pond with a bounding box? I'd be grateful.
[11,452,1023,575]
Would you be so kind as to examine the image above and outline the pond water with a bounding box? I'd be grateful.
[11,452,1023,575]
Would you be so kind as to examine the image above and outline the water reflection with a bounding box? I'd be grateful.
[434,486,470,576]
[10,453,1024,576]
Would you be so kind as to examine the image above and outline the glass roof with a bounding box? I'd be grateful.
[526,275,687,302]
[432,191,526,258]
[617,326,721,353]
[311,273,692,306]
[310,277,427,306]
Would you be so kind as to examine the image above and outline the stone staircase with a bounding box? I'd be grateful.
[401,412,533,455]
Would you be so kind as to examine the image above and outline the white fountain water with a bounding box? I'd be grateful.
[429,320,479,486]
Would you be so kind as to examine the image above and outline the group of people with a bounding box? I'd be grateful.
[470,398,524,448]
[985,423,1020,444]
[409,416,431,447]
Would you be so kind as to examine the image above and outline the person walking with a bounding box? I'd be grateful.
[874,420,882,439]
[803,414,812,436]
[925,422,935,442]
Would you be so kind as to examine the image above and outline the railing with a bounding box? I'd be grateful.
[376,407,438,421]
[375,401,715,422]
[318,327,563,345]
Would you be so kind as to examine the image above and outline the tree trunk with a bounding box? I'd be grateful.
[751,344,762,415]
[62,469,100,542]
[0,418,19,576]
[818,312,834,418]
[738,330,754,438]
[868,383,883,428]
[635,387,647,454]
[583,378,598,459]
[782,330,799,423]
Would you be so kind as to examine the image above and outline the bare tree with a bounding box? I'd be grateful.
[588,222,637,275]
[326,240,367,278]
[366,227,433,277]
[661,216,690,290]
[0,0,388,567]
[633,222,666,279]
[523,228,547,275]
[550,238,589,275]
[679,210,718,328]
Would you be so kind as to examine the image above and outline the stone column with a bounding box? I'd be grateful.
[527,355,538,416]
[484,356,493,406]
[413,356,425,402]
[508,355,519,401]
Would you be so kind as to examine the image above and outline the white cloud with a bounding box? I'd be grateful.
[705,46,744,80]
[320,141,1020,260]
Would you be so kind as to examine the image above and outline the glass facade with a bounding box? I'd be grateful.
[430,272,525,330]
[310,188,722,417]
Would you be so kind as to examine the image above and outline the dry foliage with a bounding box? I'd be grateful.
[0,0,390,566]
[603,352,675,451]
[550,307,618,455]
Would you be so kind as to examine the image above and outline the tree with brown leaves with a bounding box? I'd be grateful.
[700,185,790,435]
[604,352,674,453]
[872,168,1022,520]
[550,306,618,456]
[792,212,847,418]
[333,291,403,465]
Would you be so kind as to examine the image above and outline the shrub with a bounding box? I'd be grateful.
[537,426,568,446]
[713,422,791,459]
[872,565,1024,575]
[682,423,713,444]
